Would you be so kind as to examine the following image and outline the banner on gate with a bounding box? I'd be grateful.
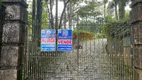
[41,29,56,51]
[58,29,72,51]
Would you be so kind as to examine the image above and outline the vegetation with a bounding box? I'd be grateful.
[73,30,94,40]
[103,21,130,39]
[27,0,131,48]
[107,0,130,20]
[75,1,104,33]
[0,0,137,80]
[95,33,105,39]
[25,0,132,79]
[102,0,131,39]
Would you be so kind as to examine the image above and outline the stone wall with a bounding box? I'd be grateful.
[0,0,28,80]
[0,4,6,80]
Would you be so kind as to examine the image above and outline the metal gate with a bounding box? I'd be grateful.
[21,22,137,80]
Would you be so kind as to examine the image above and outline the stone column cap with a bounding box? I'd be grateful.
[2,0,28,8]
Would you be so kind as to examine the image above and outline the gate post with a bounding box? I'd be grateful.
[130,0,142,79]
[0,0,28,80]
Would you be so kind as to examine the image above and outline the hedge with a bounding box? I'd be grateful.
[73,30,94,41]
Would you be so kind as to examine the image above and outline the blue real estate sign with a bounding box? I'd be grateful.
[58,29,72,51]
[41,29,56,51]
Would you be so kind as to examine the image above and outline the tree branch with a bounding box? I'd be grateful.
[50,0,54,29]
[59,0,70,29]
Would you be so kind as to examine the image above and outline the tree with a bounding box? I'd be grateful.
[103,0,108,22]
[107,0,119,20]
[31,0,43,46]
[42,1,49,29]
[66,0,87,29]
[118,0,130,20]
[76,2,103,19]
[36,0,43,46]
[58,0,70,29]
[46,0,54,29]
[32,0,36,41]
[107,0,130,20]
[75,1,104,33]
[45,0,71,29]
[46,0,83,29]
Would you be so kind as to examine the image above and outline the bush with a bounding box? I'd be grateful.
[95,33,105,39]
[73,30,94,41]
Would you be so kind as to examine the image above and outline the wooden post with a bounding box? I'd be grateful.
[0,0,28,80]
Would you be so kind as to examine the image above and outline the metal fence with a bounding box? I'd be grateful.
[20,23,137,80]
[0,1,138,80]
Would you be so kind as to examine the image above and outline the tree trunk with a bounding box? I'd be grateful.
[104,2,106,22]
[63,11,67,29]
[63,1,67,29]
[59,0,70,29]
[118,2,125,20]
[32,0,36,41]
[68,3,72,29]
[114,1,118,20]
[55,0,58,29]
[36,0,42,47]
[50,0,54,29]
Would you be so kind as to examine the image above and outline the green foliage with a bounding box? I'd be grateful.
[74,1,105,34]
[78,21,97,33]
[76,2,103,18]
[107,0,130,20]
[77,16,104,34]
[27,0,49,36]
[41,1,49,29]
[27,4,33,41]
[73,30,94,41]
[103,20,130,39]
[124,10,130,21]
[28,14,32,36]
[105,15,117,23]
[95,33,106,39]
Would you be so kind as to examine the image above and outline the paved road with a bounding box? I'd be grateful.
[44,39,115,80]
[44,38,134,80]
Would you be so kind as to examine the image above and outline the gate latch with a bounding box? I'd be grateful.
[75,45,83,49]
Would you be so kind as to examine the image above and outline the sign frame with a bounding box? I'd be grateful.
[57,29,73,51]
[41,29,56,52]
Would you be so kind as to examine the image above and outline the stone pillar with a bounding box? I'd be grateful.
[0,5,6,47]
[0,4,6,80]
[0,0,28,80]
[130,0,142,80]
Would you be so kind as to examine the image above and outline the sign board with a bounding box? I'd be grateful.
[58,29,72,51]
[41,29,56,51]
